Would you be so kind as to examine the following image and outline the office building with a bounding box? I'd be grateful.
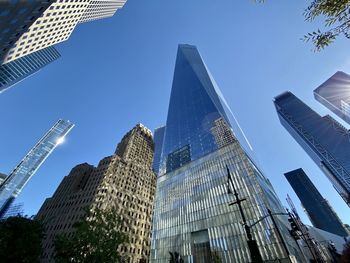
[0,119,74,217]
[314,71,350,125]
[1,0,127,64]
[274,91,350,207]
[151,45,302,263]
[152,126,165,175]
[36,124,156,263]
[0,1,52,64]
[285,168,348,237]
[0,46,60,93]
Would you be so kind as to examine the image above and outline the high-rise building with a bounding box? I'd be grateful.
[36,124,156,263]
[151,45,302,263]
[0,119,74,217]
[1,0,127,65]
[284,168,348,237]
[314,71,350,125]
[152,126,166,175]
[274,91,350,207]
[0,46,60,93]
[0,1,52,64]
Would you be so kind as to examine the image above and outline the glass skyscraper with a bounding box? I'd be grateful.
[153,126,166,175]
[151,45,302,263]
[285,168,348,237]
[314,71,350,125]
[0,46,60,94]
[274,91,350,207]
[0,119,74,217]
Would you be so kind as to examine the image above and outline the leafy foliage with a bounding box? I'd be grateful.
[211,251,223,263]
[0,216,44,263]
[302,0,350,50]
[54,207,128,263]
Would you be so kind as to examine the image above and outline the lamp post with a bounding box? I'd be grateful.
[227,166,263,263]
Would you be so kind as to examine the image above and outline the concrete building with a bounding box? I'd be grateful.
[1,0,127,64]
[36,124,156,263]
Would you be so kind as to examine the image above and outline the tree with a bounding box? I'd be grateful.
[255,0,350,50]
[341,241,350,263]
[0,216,44,263]
[54,207,128,263]
[303,0,350,51]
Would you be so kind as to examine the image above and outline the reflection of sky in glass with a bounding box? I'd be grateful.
[0,119,74,211]
[314,71,350,125]
[161,44,256,174]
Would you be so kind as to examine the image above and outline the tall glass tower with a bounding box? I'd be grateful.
[0,119,74,217]
[314,71,350,125]
[0,46,61,94]
[151,45,302,263]
[285,168,348,237]
[152,126,166,175]
[274,91,350,207]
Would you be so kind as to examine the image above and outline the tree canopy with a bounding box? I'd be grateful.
[54,207,128,263]
[0,216,44,263]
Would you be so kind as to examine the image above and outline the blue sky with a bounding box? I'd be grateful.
[1,0,349,225]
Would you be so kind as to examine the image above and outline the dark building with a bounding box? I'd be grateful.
[152,126,165,175]
[274,91,350,207]
[285,168,348,237]
[314,71,350,125]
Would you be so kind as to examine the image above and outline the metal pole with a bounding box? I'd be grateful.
[227,166,263,263]
[268,209,291,263]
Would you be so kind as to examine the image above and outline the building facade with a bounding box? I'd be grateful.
[151,45,303,263]
[152,126,166,175]
[274,91,350,207]
[0,46,60,93]
[1,0,127,64]
[314,71,350,125]
[0,119,74,217]
[0,173,7,185]
[36,124,156,263]
[0,1,52,64]
[284,168,348,237]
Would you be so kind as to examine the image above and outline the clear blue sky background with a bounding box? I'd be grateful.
[1,1,349,225]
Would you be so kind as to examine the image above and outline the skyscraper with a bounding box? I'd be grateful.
[274,91,350,207]
[0,119,74,217]
[1,0,127,64]
[151,45,302,263]
[314,71,350,125]
[0,46,60,93]
[0,173,6,185]
[285,168,348,237]
[152,126,166,175]
[37,124,156,263]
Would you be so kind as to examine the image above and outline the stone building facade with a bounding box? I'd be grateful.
[36,123,156,263]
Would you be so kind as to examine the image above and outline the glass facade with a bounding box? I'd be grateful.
[314,71,350,125]
[0,119,74,216]
[0,46,60,94]
[151,45,303,263]
[285,168,348,237]
[153,126,166,175]
[274,92,350,207]
[160,44,255,175]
